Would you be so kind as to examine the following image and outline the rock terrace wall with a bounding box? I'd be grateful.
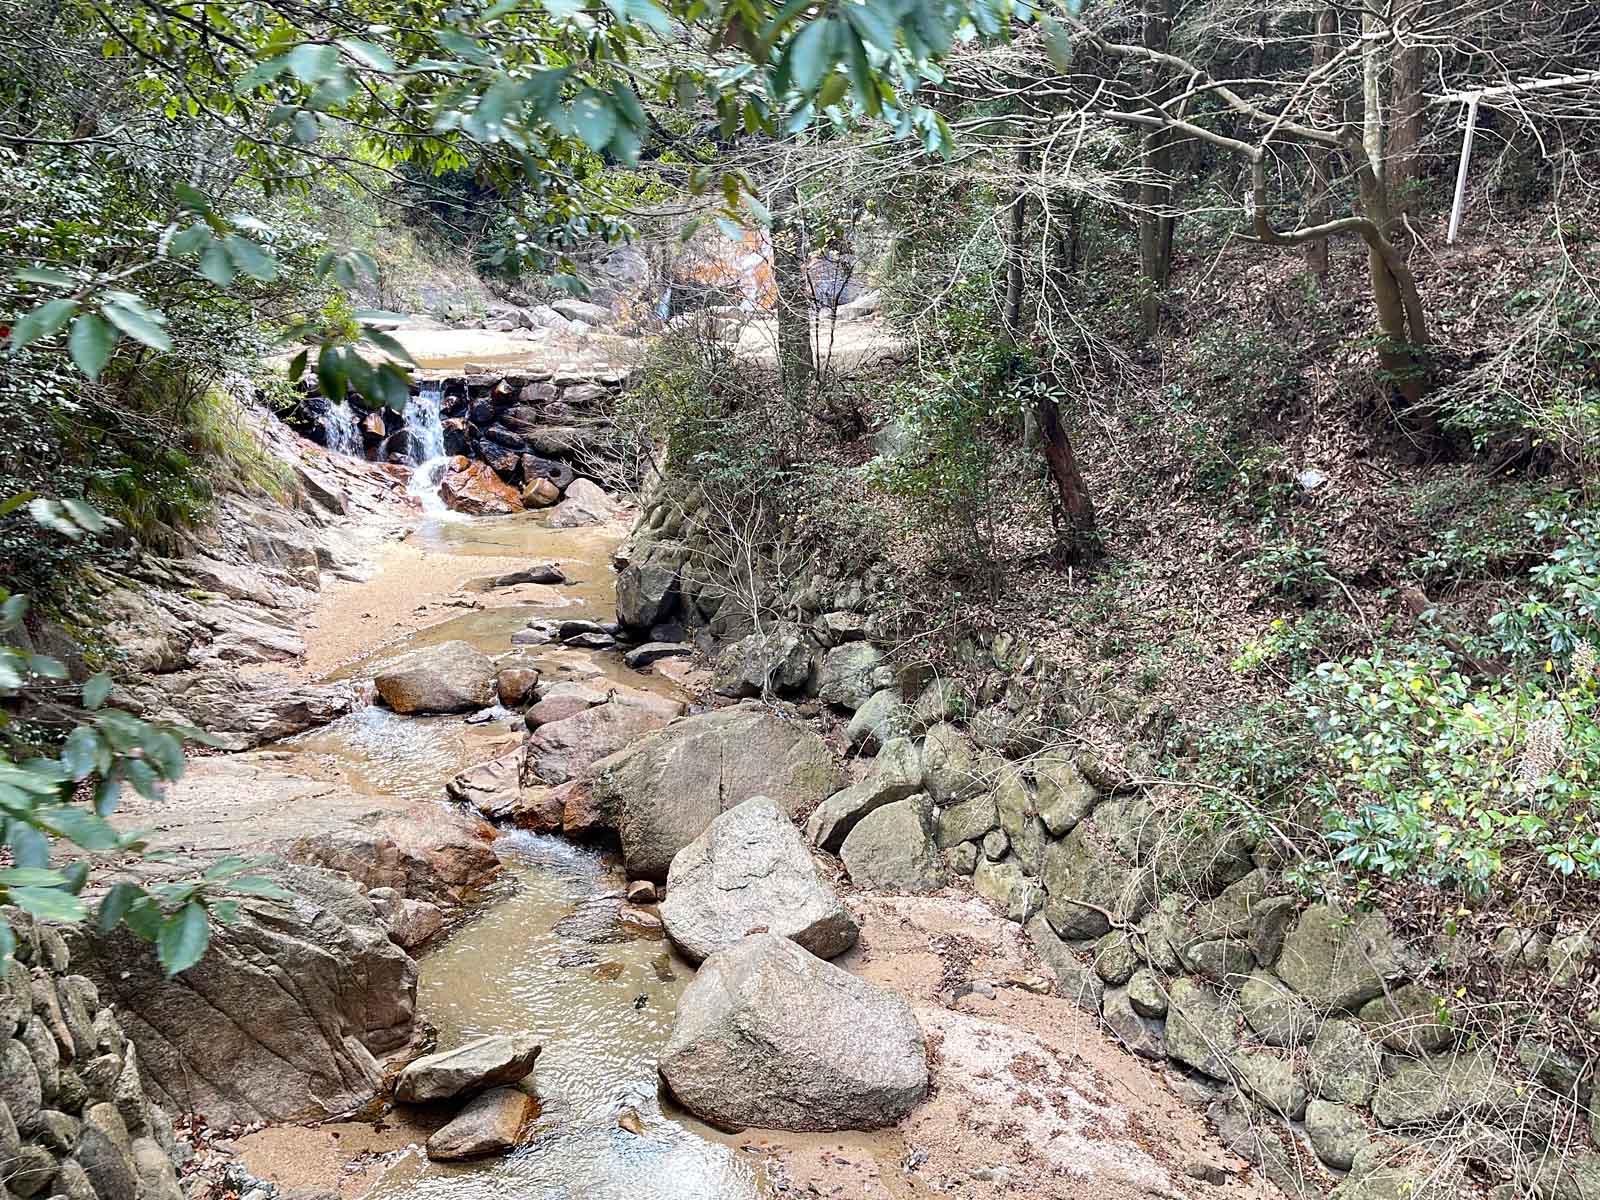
[618,479,1600,1200]
[0,907,184,1200]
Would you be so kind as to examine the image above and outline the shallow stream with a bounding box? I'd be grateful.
[277,509,767,1199]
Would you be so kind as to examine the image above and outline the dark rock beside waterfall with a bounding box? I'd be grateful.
[479,440,521,478]
[374,640,497,714]
[519,454,575,492]
[564,631,617,650]
[441,417,471,455]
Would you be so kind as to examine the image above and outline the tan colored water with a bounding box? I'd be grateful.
[275,498,758,1199]
[363,834,767,1200]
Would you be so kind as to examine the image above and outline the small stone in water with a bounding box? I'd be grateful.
[651,954,676,983]
[592,962,624,981]
[625,880,658,905]
[617,1109,644,1136]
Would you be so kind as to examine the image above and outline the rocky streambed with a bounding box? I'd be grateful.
[67,402,1277,1200]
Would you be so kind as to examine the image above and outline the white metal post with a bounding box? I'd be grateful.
[1447,94,1480,245]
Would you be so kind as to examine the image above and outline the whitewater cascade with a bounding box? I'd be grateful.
[405,382,451,516]
[325,400,362,458]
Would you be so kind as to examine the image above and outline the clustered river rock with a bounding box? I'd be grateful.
[575,475,1600,1200]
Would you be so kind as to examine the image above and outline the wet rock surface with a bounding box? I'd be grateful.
[396,1034,541,1104]
[373,639,497,714]
[424,1087,535,1160]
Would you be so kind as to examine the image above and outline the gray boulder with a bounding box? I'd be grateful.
[425,1087,534,1160]
[1309,1019,1380,1105]
[661,797,857,963]
[921,723,987,803]
[73,864,416,1124]
[1277,904,1403,1011]
[712,624,813,698]
[935,792,998,849]
[1164,977,1239,1080]
[525,692,684,785]
[815,643,892,711]
[373,640,495,714]
[548,478,620,529]
[805,737,922,852]
[395,1034,541,1103]
[845,689,911,754]
[590,704,842,880]
[1306,1099,1368,1171]
[616,559,679,632]
[839,799,947,895]
[658,934,927,1131]
[1369,1051,1517,1128]
[552,298,611,325]
[1033,752,1098,835]
[1239,971,1316,1047]
[1040,821,1153,940]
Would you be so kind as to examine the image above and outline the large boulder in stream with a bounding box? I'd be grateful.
[395,1033,541,1103]
[661,797,857,963]
[287,807,501,905]
[373,640,496,714]
[659,934,928,1131]
[589,704,843,881]
[71,863,417,1125]
[548,478,622,529]
[439,461,524,515]
[525,691,686,785]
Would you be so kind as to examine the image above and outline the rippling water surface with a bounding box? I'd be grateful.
[363,833,767,1200]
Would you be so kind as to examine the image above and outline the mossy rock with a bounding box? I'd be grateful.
[1278,904,1404,1011]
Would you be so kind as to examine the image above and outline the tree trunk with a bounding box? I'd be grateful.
[770,180,813,415]
[1137,0,1172,336]
[1037,390,1098,564]
[1388,2,1425,227]
[1305,8,1338,278]
[1005,148,1031,338]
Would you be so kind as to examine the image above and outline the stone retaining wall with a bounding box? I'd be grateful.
[618,481,1600,1200]
[1,908,184,1200]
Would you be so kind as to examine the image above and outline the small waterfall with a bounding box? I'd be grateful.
[405,382,450,515]
[324,400,362,458]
